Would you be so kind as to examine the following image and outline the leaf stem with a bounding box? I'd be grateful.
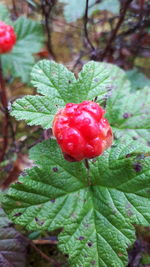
[84,158,91,186]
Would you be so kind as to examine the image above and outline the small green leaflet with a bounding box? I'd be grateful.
[2,138,150,267]
[11,60,129,128]
[1,16,44,83]
[0,208,27,267]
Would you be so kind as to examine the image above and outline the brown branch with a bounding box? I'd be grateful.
[33,237,58,245]
[41,0,56,60]
[0,58,9,163]
[12,0,18,17]
[29,240,56,264]
[116,18,150,38]
[83,0,95,51]
[100,0,133,60]
[22,235,59,265]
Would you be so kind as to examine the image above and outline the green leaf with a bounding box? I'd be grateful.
[75,61,130,103]
[32,60,123,104]
[11,95,64,129]
[31,60,129,103]
[107,87,150,129]
[0,208,27,267]
[0,4,11,23]
[3,138,150,266]
[126,69,150,91]
[14,16,44,54]
[106,76,150,144]
[12,60,129,129]
[1,16,44,83]
[113,128,150,147]
[31,60,76,102]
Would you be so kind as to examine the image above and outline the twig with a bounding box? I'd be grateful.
[116,18,150,38]
[0,58,9,163]
[33,237,58,245]
[41,0,56,60]
[52,17,83,30]
[12,0,18,17]
[72,51,84,71]
[22,235,59,265]
[100,0,133,60]
[83,0,95,51]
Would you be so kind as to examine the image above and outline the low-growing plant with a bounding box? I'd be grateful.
[2,59,150,267]
[0,3,44,83]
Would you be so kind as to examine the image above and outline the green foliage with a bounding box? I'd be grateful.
[11,95,64,129]
[106,76,150,144]
[11,60,129,128]
[3,137,150,267]
[1,13,44,83]
[0,3,11,24]
[0,208,27,267]
[126,69,150,91]
[31,60,76,102]
[59,0,120,22]
[3,60,150,266]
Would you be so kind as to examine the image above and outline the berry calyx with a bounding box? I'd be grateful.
[0,21,16,54]
[52,101,113,161]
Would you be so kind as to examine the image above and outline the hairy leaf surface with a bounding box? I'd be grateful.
[11,60,129,129]
[11,95,64,128]
[3,138,150,267]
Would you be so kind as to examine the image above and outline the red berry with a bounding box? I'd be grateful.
[52,101,113,161]
[0,21,16,54]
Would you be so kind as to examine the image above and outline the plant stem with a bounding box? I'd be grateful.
[101,0,133,60]
[23,235,59,265]
[84,158,91,186]
[41,0,56,60]
[0,58,9,163]
[12,0,18,17]
[83,0,95,51]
